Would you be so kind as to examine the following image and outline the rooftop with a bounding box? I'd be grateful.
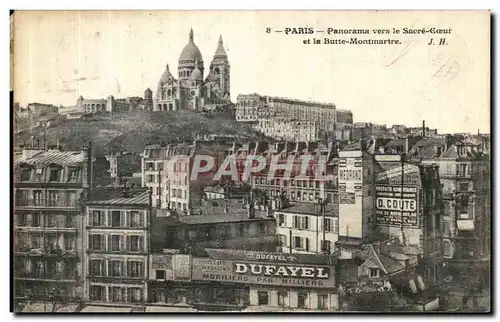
[18,150,86,166]
[87,189,150,206]
[277,203,338,217]
[178,213,273,225]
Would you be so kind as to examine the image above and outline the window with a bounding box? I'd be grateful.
[108,261,123,277]
[88,235,104,250]
[110,287,126,302]
[130,211,142,228]
[68,168,78,182]
[298,292,308,309]
[293,216,309,230]
[257,291,269,305]
[278,291,287,307]
[90,259,103,275]
[49,168,60,182]
[91,210,103,226]
[237,224,245,237]
[128,288,142,303]
[20,168,31,182]
[17,214,27,227]
[318,294,328,310]
[323,218,334,232]
[127,235,142,252]
[321,240,332,254]
[259,223,267,235]
[32,213,40,227]
[369,268,379,278]
[278,213,285,226]
[111,211,121,227]
[46,215,56,227]
[64,235,75,250]
[65,215,74,228]
[156,270,165,280]
[109,235,121,251]
[127,261,143,278]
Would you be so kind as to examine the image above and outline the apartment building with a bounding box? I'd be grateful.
[13,144,91,303]
[255,118,318,142]
[83,188,151,306]
[273,203,339,255]
[408,136,491,301]
[151,202,277,253]
[148,249,339,311]
[235,94,338,135]
[141,141,231,214]
[230,141,338,205]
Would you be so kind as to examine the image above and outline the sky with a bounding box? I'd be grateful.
[12,10,490,134]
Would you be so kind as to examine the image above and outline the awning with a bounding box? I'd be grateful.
[80,306,133,313]
[145,306,198,312]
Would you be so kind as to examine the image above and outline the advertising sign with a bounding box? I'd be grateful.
[172,254,192,281]
[375,164,420,183]
[339,192,356,204]
[191,258,336,289]
[375,185,419,227]
[339,168,362,182]
[151,254,172,269]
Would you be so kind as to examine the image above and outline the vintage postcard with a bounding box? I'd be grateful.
[11,10,491,313]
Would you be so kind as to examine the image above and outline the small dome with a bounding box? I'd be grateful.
[190,60,203,81]
[178,28,203,63]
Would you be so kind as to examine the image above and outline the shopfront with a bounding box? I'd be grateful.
[148,250,339,311]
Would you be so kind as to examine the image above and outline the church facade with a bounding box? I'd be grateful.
[154,28,232,112]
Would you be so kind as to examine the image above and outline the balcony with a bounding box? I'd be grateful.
[15,271,79,282]
[14,247,78,258]
[15,198,79,209]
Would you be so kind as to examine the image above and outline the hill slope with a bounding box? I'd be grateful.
[15,110,265,155]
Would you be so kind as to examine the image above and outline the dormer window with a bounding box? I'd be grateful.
[20,168,31,182]
[68,168,79,183]
[49,168,60,182]
[369,268,380,278]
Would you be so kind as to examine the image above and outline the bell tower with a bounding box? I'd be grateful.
[209,35,231,100]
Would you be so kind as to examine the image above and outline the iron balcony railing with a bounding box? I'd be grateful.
[15,198,79,208]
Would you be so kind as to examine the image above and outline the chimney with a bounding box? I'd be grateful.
[247,189,255,219]
[422,120,426,138]
[405,137,409,154]
[56,140,60,149]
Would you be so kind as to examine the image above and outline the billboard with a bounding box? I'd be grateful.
[374,185,419,228]
[172,254,192,281]
[191,258,336,289]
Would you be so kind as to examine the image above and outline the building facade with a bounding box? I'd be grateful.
[83,189,151,306]
[141,141,231,213]
[273,203,339,255]
[148,249,339,311]
[235,94,339,137]
[14,145,92,303]
[153,29,231,112]
[408,136,491,305]
[255,118,318,142]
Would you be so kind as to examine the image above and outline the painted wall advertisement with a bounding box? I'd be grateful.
[172,254,192,281]
[375,185,419,227]
[191,258,336,289]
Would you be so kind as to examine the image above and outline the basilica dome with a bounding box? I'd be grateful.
[178,28,203,63]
